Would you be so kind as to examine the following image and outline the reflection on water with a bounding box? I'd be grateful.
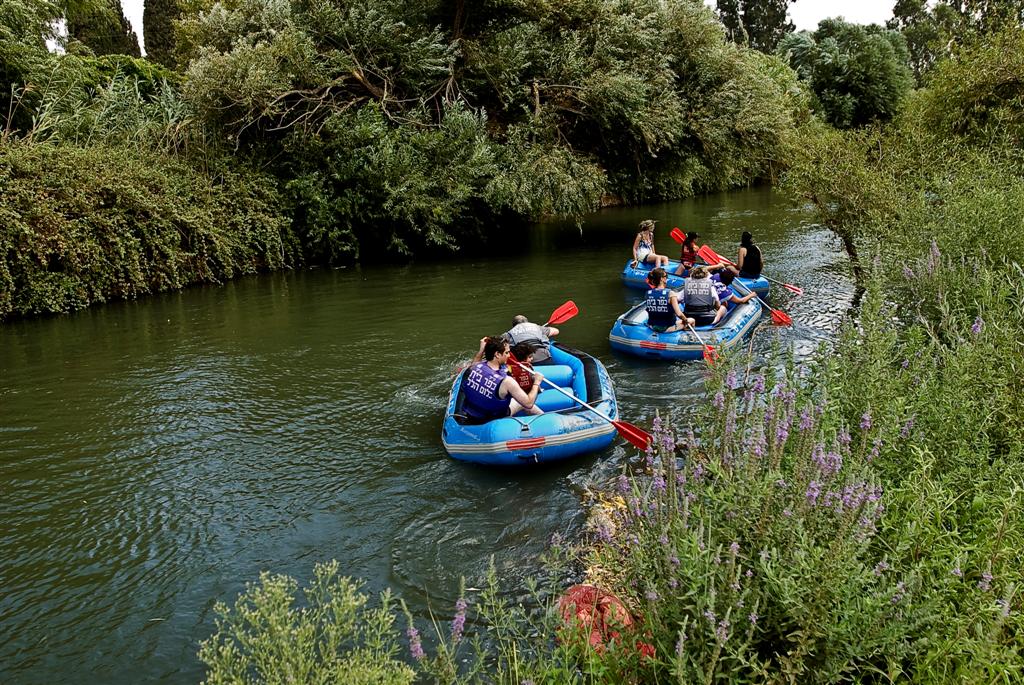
[0,188,853,684]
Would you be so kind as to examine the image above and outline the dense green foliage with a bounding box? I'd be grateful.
[776,19,914,129]
[889,0,1024,80]
[143,0,180,67]
[0,142,294,317]
[67,0,141,57]
[716,0,794,52]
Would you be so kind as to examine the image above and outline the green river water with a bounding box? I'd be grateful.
[0,188,854,683]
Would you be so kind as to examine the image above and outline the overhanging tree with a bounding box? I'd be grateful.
[143,0,178,67]
[717,0,795,53]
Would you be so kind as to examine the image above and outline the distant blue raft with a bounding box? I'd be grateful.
[442,343,618,466]
[621,259,770,298]
[608,282,762,361]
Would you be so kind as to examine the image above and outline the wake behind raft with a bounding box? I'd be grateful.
[621,258,770,298]
[442,343,619,465]
[609,280,762,361]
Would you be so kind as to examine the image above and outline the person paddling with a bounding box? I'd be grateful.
[645,267,687,332]
[711,269,756,318]
[734,231,763,279]
[507,342,539,392]
[463,337,543,423]
[673,231,699,277]
[683,265,722,327]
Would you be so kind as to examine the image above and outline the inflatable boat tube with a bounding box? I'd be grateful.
[621,259,769,298]
[442,343,618,465]
[608,280,762,361]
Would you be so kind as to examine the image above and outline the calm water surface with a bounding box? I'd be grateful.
[0,188,854,683]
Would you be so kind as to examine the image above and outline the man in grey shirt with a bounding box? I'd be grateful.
[503,315,559,363]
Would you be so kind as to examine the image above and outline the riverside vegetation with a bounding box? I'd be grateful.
[197,22,1024,685]
[2,0,808,319]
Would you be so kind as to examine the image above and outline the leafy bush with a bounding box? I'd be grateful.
[198,561,415,685]
[777,19,914,129]
[0,141,295,318]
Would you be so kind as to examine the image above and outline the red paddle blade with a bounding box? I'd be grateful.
[782,282,804,296]
[546,300,579,326]
[697,245,733,267]
[670,227,685,244]
[703,345,719,365]
[613,420,652,450]
[770,309,793,326]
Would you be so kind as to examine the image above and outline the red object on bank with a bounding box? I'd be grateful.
[557,584,656,659]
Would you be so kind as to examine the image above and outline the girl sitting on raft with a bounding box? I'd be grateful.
[734,231,763,279]
[673,231,699,277]
[632,219,670,269]
[645,268,688,332]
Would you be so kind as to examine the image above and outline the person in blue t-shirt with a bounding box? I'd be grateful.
[645,268,688,332]
[710,269,757,319]
[463,336,544,422]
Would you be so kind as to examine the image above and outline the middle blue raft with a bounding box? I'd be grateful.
[608,282,762,361]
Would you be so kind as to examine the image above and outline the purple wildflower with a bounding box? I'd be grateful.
[646,590,659,602]
[799,408,814,432]
[997,599,1010,618]
[869,438,882,462]
[927,239,941,274]
[407,627,425,660]
[951,567,963,578]
[752,375,765,394]
[675,632,687,655]
[860,412,873,431]
[900,416,915,439]
[775,421,789,447]
[775,478,788,488]
[901,358,910,370]
[839,429,852,447]
[902,266,915,279]
[748,612,758,626]
[874,561,889,577]
[703,609,716,623]
[729,541,740,556]
[745,569,753,577]
[670,555,680,566]
[617,474,630,494]
[716,619,730,642]
[971,316,984,335]
[806,480,822,506]
[668,578,678,589]
[891,582,907,604]
[653,473,667,492]
[783,508,793,517]
[726,370,739,390]
[596,524,612,543]
[713,391,725,409]
[452,598,467,643]
[979,572,993,592]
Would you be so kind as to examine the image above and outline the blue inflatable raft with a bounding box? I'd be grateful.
[442,343,618,465]
[621,259,769,298]
[608,282,762,361]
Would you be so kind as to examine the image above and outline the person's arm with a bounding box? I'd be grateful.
[670,291,685,318]
[737,247,746,271]
[502,371,542,409]
[543,326,559,338]
[632,233,641,260]
[471,337,487,363]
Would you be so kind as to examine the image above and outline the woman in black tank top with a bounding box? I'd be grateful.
[737,231,763,279]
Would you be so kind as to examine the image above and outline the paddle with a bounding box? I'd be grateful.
[755,294,792,326]
[507,359,652,450]
[544,300,579,326]
[696,245,804,296]
[670,227,687,244]
[685,320,719,365]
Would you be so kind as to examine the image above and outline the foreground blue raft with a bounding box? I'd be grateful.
[621,259,770,298]
[608,283,762,361]
[442,343,618,465]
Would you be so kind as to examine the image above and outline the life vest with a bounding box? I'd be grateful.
[557,585,656,659]
[680,241,698,267]
[683,277,718,314]
[739,244,763,278]
[507,354,533,391]
[461,361,511,421]
[645,287,676,329]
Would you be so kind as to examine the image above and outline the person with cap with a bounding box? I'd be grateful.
[503,315,558,364]
[673,231,699,277]
[631,219,670,269]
